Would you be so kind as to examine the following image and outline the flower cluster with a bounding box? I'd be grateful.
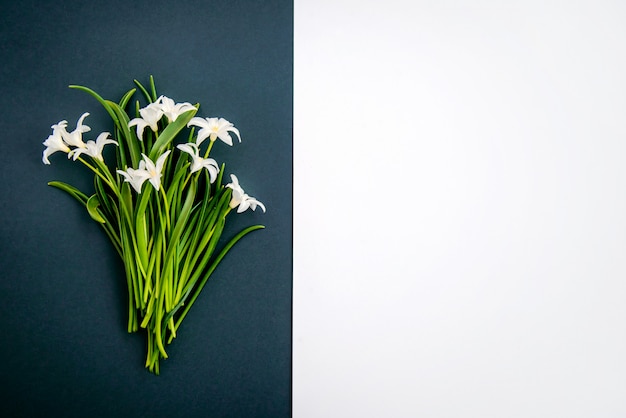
[43,95,265,213]
[128,95,196,141]
[42,113,117,164]
[42,78,266,374]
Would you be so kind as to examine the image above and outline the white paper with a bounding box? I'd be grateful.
[294,1,626,416]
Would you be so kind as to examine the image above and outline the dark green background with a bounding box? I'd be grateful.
[0,1,292,416]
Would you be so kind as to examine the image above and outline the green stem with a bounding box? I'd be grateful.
[204,140,214,158]
[77,157,117,193]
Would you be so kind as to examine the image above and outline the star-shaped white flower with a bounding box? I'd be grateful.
[117,165,151,193]
[142,151,171,191]
[42,123,70,165]
[176,143,219,182]
[156,96,196,123]
[226,174,266,213]
[116,151,170,193]
[128,102,163,141]
[187,117,241,146]
[60,112,91,148]
[68,132,118,161]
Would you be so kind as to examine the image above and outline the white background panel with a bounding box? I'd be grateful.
[294,1,626,416]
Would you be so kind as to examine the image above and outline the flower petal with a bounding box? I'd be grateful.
[228,126,242,143]
[187,117,210,129]
[155,150,171,173]
[250,198,266,213]
[76,112,91,133]
[217,132,233,146]
[176,143,198,157]
[128,118,149,141]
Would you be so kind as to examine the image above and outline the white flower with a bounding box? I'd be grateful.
[60,112,91,148]
[68,132,118,161]
[142,151,171,191]
[117,165,151,193]
[116,151,170,193]
[176,143,219,182]
[156,96,196,123]
[226,174,266,213]
[50,120,68,136]
[128,102,163,141]
[42,123,70,165]
[187,117,241,146]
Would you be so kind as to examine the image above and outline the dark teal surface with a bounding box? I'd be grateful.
[0,1,292,416]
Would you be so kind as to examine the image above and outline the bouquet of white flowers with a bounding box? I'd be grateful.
[42,77,265,374]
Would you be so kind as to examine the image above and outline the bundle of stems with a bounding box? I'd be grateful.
[43,77,265,374]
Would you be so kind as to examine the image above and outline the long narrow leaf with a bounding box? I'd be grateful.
[119,88,137,109]
[149,75,158,102]
[133,79,153,103]
[171,224,265,336]
[94,176,119,223]
[86,195,107,224]
[69,85,118,126]
[105,100,141,166]
[162,180,197,273]
[48,181,88,206]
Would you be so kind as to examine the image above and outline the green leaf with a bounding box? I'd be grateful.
[86,195,107,224]
[162,180,197,272]
[165,161,191,208]
[48,181,88,206]
[119,88,137,109]
[135,212,150,273]
[173,188,230,304]
[69,85,119,126]
[133,185,153,272]
[94,175,119,222]
[215,163,226,190]
[133,79,153,103]
[105,99,141,166]
[149,75,158,102]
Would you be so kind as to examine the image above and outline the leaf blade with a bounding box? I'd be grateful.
[86,194,107,224]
